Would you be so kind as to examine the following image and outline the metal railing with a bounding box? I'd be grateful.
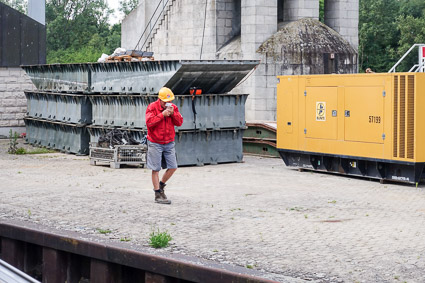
[134,0,171,51]
[388,43,425,73]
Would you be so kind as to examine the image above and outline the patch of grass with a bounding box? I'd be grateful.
[170,223,176,225]
[97,228,111,234]
[27,209,31,218]
[149,229,172,248]
[328,200,337,204]
[120,237,131,242]
[26,148,56,154]
[304,214,308,219]
[289,207,304,212]
[13,147,57,155]
[213,249,218,252]
[230,208,242,212]
[15,148,27,154]
[246,264,253,269]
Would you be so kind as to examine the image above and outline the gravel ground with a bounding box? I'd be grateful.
[1,139,425,282]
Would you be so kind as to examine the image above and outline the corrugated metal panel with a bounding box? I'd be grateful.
[164,60,258,94]
[22,60,259,95]
[24,118,89,155]
[25,91,92,124]
[0,259,40,283]
[88,94,247,130]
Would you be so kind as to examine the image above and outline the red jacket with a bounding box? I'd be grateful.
[146,99,183,144]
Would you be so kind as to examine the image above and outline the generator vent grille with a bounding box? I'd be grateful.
[393,76,398,158]
[407,75,415,159]
[394,75,415,160]
[399,76,406,158]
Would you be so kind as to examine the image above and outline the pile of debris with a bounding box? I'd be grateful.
[98,48,154,63]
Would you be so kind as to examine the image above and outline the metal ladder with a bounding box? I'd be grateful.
[388,43,425,72]
[134,0,174,51]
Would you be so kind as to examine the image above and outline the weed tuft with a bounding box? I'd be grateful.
[149,229,172,248]
[8,130,20,154]
[97,228,111,234]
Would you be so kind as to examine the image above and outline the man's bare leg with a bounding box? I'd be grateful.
[160,168,177,184]
[152,170,160,190]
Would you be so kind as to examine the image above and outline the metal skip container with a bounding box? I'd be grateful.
[23,90,92,155]
[22,60,258,95]
[88,94,248,131]
[24,117,89,155]
[25,91,92,124]
[22,60,259,162]
[87,126,244,166]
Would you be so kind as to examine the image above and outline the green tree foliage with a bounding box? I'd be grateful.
[0,0,27,13]
[359,0,400,72]
[319,0,324,23]
[393,0,425,72]
[359,0,425,72]
[119,0,139,16]
[46,0,121,63]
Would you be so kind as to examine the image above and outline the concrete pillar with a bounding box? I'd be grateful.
[241,0,277,58]
[28,0,45,25]
[283,0,319,23]
[324,0,359,50]
[239,0,278,121]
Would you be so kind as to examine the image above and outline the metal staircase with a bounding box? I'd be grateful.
[134,0,175,52]
[388,43,425,73]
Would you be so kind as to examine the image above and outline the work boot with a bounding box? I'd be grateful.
[154,190,171,204]
[159,182,167,200]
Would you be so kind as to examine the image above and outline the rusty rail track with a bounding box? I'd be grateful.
[0,220,277,283]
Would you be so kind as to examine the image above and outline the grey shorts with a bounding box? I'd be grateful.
[147,140,178,171]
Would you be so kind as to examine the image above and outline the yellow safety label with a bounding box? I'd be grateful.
[316,102,326,121]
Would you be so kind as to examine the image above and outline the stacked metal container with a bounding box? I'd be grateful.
[24,78,92,154]
[22,60,258,165]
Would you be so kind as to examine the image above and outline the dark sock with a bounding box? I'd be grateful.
[154,189,160,192]
[160,181,166,187]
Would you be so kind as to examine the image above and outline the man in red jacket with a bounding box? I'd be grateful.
[146,87,183,204]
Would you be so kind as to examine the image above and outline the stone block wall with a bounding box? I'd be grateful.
[146,0,218,60]
[0,67,35,137]
[216,0,241,50]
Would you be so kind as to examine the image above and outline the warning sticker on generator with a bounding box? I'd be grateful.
[316,102,326,121]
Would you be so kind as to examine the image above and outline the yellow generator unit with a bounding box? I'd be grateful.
[276,73,425,184]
